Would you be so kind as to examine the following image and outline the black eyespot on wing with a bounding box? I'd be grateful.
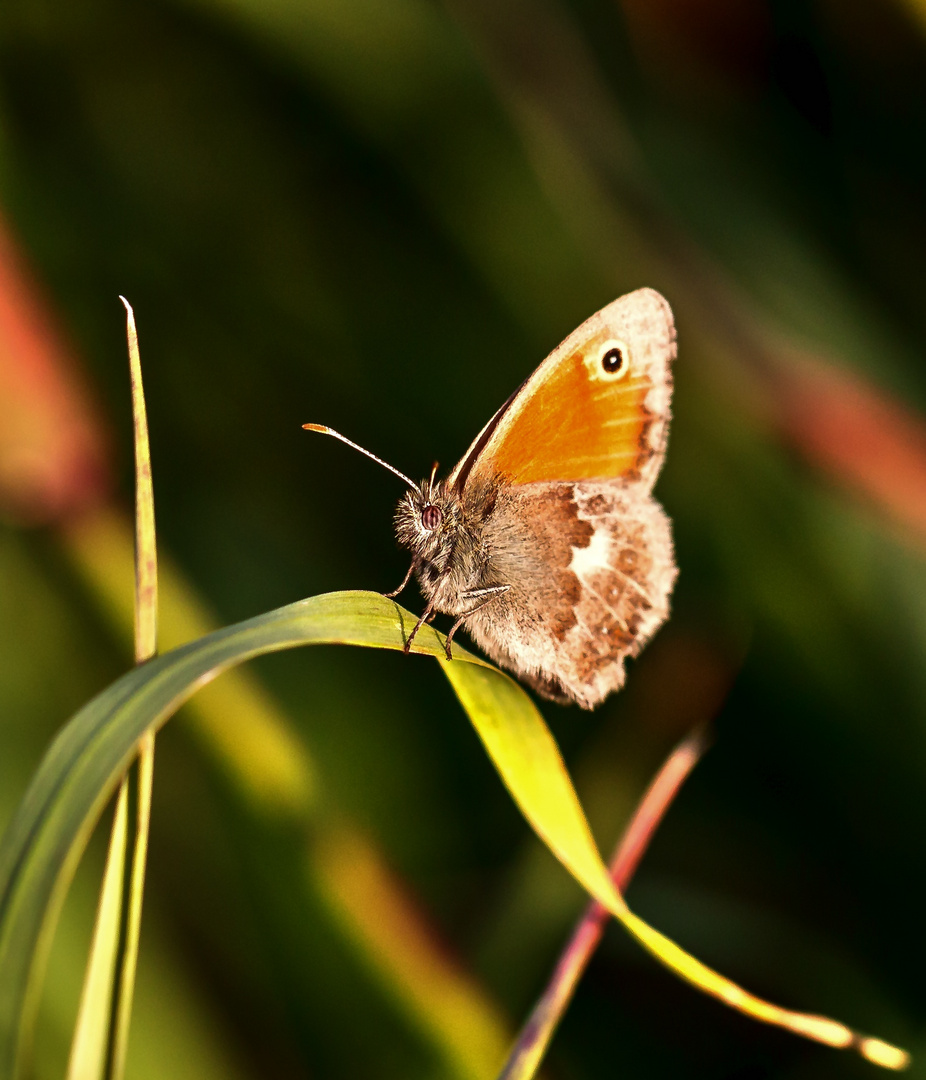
[421,505,442,531]
[601,346,626,374]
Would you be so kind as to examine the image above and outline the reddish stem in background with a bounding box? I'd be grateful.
[498,725,710,1080]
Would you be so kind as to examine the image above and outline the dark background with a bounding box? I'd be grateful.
[1,0,925,1077]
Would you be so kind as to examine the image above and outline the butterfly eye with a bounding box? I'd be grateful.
[421,504,442,531]
[600,341,630,378]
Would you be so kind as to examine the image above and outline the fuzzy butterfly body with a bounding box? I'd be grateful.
[391,287,677,709]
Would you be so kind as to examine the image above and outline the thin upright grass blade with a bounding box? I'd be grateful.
[0,593,910,1078]
[125,298,157,666]
[106,735,153,1080]
[64,786,129,1080]
[66,300,157,1080]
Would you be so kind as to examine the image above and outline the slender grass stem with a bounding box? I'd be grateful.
[66,299,157,1080]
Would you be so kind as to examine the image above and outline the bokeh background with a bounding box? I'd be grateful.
[2,0,926,1077]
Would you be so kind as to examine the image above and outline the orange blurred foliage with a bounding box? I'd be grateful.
[774,354,926,544]
[0,212,111,525]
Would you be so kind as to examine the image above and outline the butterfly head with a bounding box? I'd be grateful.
[394,472,464,573]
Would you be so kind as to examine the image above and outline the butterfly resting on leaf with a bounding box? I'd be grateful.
[306,287,677,709]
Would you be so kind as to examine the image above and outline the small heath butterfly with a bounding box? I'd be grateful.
[306,287,677,708]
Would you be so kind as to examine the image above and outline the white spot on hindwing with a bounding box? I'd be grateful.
[550,481,677,707]
[569,526,611,582]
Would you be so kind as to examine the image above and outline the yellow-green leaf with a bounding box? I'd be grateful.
[66,298,158,1080]
[0,592,909,1079]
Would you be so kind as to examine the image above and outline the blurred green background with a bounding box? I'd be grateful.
[1,0,925,1077]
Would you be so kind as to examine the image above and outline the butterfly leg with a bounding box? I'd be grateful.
[383,560,416,600]
[444,586,510,661]
[403,600,436,654]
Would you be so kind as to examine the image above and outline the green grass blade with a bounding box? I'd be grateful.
[110,297,157,1080]
[0,592,910,1077]
[64,785,129,1080]
[443,656,908,1071]
[107,738,152,1080]
[498,728,709,1080]
[63,508,317,817]
[125,296,157,667]
[0,591,451,1079]
[66,299,157,1080]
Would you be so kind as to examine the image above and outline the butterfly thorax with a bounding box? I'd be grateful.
[394,476,499,615]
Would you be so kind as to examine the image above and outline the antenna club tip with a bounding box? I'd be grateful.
[299,424,419,491]
[858,1038,911,1071]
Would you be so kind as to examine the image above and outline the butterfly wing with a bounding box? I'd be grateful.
[448,288,675,494]
[451,288,677,708]
[464,480,676,708]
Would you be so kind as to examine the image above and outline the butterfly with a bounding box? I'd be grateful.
[306,287,677,709]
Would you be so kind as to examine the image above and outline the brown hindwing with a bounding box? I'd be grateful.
[462,480,676,709]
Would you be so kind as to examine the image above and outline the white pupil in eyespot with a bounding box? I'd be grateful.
[601,346,626,374]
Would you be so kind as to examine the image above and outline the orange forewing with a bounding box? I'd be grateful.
[452,289,674,489]
[491,333,651,484]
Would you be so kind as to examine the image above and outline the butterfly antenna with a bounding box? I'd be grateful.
[429,461,439,488]
[303,424,420,492]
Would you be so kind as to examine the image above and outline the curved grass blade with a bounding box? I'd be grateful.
[64,507,318,816]
[67,299,157,1080]
[443,658,909,1071]
[63,511,514,1078]
[0,592,910,1077]
[0,591,457,1079]
[499,726,709,1080]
